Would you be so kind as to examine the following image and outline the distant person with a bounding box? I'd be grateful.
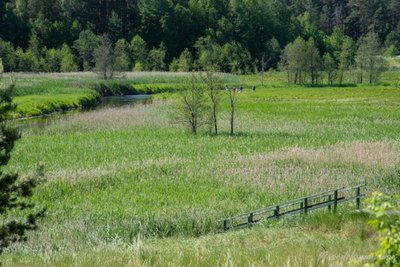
[240,86,243,93]
[252,86,256,92]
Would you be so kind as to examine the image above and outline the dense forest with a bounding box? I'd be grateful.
[0,0,399,73]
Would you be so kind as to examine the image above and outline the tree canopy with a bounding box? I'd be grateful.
[0,0,398,74]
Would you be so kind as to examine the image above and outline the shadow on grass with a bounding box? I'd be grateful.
[209,131,304,139]
[302,83,358,88]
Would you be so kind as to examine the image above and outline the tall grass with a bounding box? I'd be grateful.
[1,72,400,265]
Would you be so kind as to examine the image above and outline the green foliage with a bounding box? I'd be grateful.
[0,0,399,74]
[220,42,252,74]
[148,43,167,71]
[338,37,356,83]
[384,45,399,57]
[280,37,308,84]
[365,192,400,266]
[106,11,122,43]
[73,30,100,71]
[177,49,193,72]
[0,79,45,253]
[60,44,78,72]
[194,36,222,71]
[130,35,148,70]
[263,38,282,70]
[357,32,388,83]
[323,53,337,85]
[45,48,63,72]
[0,39,16,72]
[113,39,131,72]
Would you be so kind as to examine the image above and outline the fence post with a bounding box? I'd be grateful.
[274,206,280,219]
[356,186,361,209]
[223,220,228,231]
[248,213,254,224]
[304,198,308,214]
[328,195,332,211]
[334,190,338,212]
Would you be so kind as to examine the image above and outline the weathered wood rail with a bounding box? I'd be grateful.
[220,184,367,231]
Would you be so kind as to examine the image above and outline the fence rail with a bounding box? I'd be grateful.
[220,184,367,231]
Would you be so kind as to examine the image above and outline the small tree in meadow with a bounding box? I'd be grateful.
[226,86,238,136]
[172,74,208,134]
[202,70,222,134]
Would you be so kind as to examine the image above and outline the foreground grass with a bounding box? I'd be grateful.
[1,72,400,265]
[1,212,377,266]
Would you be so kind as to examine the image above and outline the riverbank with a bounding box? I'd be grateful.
[4,72,199,118]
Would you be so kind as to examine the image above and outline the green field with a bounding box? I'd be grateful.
[1,72,400,266]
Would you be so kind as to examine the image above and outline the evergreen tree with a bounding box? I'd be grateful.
[0,76,45,253]
[106,11,123,43]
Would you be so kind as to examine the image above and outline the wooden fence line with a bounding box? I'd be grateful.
[220,184,367,231]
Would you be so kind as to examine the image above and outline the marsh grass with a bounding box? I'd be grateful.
[1,71,400,265]
[1,212,378,266]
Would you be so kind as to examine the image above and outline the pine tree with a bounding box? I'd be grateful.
[0,77,45,253]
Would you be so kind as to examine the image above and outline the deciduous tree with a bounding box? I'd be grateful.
[93,34,114,80]
[171,74,208,135]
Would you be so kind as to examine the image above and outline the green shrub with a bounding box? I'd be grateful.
[365,192,400,266]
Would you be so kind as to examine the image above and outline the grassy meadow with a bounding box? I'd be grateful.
[1,71,400,266]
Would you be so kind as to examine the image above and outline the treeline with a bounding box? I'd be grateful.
[0,0,399,74]
[280,31,389,85]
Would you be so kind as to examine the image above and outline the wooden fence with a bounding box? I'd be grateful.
[220,184,367,231]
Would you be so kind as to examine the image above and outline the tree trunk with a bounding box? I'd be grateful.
[230,101,234,136]
[213,105,218,134]
[339,70,343,84]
